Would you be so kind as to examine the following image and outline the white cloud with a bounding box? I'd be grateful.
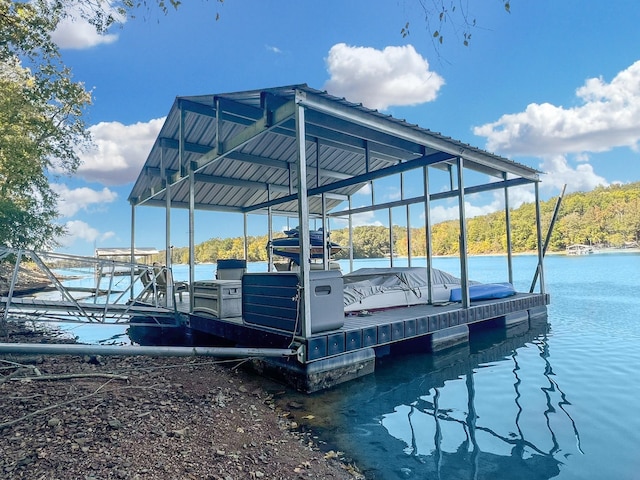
[52,18,119,49]
[429,199,499,225]
[352,212,383,227]
[323,43,445,110]
[473,61,640,195]
[355,183,372,196]
[384,187,402,202]
[56,220,115,248]
[332,211,383,229]
[265,45,282,54]
[506,183,536,207]
[75,117,165,185]
[538,155,608,193]
[473,60,640,157]
[52,184,118,218]
[50,2,125,50]
[425,185,537,225]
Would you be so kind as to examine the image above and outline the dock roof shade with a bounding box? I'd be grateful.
[128,84,541,216]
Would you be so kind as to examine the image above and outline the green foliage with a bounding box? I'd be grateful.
[0,1,92,248]
[0,0,217,249]
[424,182,640,254]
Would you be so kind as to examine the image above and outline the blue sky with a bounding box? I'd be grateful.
[49,0,640,256]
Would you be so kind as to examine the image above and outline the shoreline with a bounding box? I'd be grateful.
[171,247,640,268]
[0,321,362,479]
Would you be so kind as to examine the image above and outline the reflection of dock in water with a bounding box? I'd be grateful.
[305,316,576,480]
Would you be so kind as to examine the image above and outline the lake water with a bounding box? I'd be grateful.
[289,253,640,480]
[49,253,640,479]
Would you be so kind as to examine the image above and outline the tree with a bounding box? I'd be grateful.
[402,0,511,49]
[0,0,208,249]
[1,1,92,248]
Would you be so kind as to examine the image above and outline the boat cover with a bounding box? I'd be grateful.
[343,267,473,308]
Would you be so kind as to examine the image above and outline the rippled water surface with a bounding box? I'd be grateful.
[297,253,640,480]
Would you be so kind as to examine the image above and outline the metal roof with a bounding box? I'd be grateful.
[129,84,540,216]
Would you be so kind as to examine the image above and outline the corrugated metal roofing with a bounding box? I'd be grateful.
[128,84,540,216]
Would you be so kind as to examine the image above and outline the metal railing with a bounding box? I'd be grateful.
[0,247,181,327]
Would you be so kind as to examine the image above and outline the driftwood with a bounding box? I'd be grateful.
[10,372,129,382]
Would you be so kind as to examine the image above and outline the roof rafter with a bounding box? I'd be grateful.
[190,98,296,172]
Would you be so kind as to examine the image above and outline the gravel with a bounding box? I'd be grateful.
[0,322,362,480]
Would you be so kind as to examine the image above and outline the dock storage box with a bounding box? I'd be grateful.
[216,259,247,280]
[193,280,242,318]
[243,271,344,334]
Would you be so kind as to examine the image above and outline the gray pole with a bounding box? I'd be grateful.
[184,106,196,311]
[503,172,513,284]
[388,208,394,267]
[457,157,470,308]
[130,204,136,302]
[348,195,354,272]
[243,213,248,262]
[0,343,297,359]
[163,146,174,309]
[267,185,273,272]
[423,165,433,304]
[534,182,546,295]
[403,172,412,266]
[295,91,312,339]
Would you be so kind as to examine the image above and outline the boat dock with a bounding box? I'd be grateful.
[1,247,550,393]
[124,84,551,392]
[3,84,552,393]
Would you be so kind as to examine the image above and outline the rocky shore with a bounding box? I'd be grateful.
[0,322,362,479]
[0,262,363,479]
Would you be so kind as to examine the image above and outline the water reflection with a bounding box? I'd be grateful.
[301,316,579,479]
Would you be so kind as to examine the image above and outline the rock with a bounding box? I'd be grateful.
[48,417,61,427]
[0,331,360,480]
[171,428,188,438]
[108,418,122,429]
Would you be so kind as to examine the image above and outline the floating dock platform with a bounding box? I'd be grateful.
[181,288,549,392]
[124,84,552,393]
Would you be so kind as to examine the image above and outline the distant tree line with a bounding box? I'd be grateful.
[153,182,640,264]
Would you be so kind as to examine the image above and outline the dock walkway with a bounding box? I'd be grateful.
[2,295,180,325]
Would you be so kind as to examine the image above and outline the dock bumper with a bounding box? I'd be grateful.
[430,324,470,352]
[250,348,376,393]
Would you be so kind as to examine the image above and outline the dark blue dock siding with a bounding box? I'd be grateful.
[303,292,548,361]
[188,292,549,363]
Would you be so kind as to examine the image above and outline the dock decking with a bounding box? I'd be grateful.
[177,290,549,392]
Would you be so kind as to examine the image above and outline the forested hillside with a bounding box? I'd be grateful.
[164,182,640,263]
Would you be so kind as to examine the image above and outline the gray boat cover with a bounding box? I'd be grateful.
[342,267,475,308]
